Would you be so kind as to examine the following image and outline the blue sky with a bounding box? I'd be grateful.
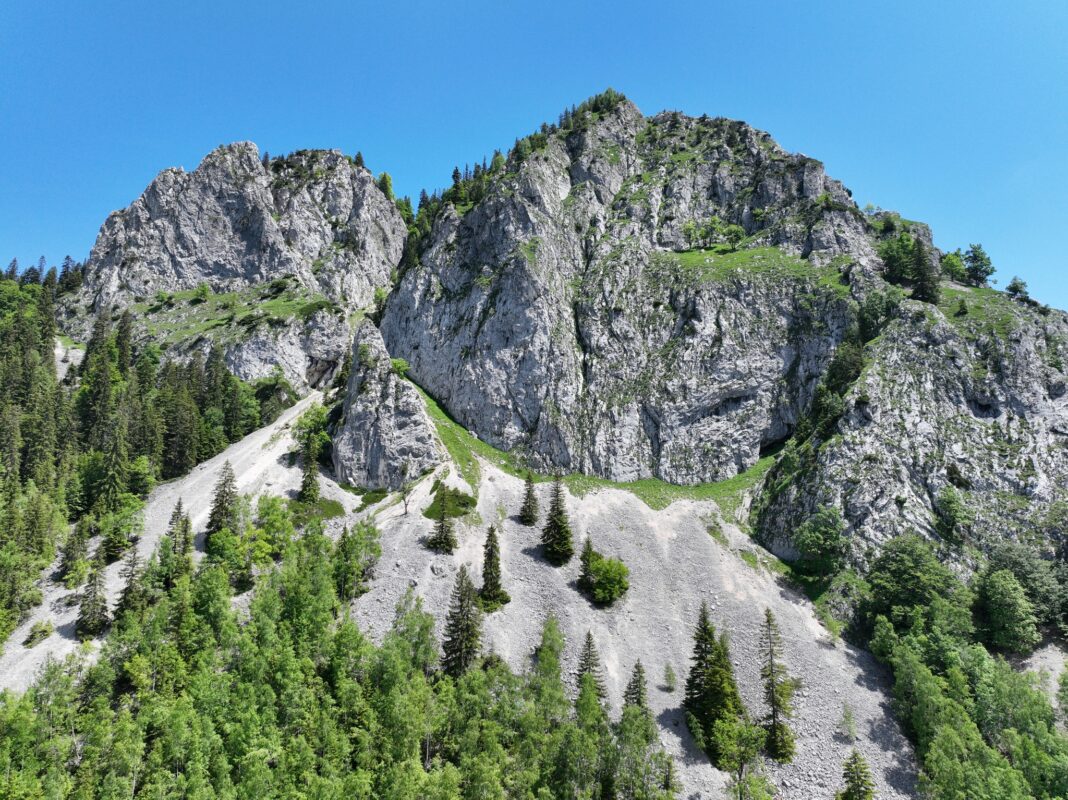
[2,0,1066,308]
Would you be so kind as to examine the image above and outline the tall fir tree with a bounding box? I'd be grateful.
[76,549,110,638]
[541,475,573,565]
[910,238,941,304]
[116,544,145,618]
[298,437,320,504]
[836,750,875,800]
[759,608,797,762]
[578,536,597,593]
[442,564,481,678]
[577,630,607,700]
[684,601,744,765]
[623,660,649,711]
[519,471,538,525]
[206,461,239,539]
[478,526,510,610]
[427,498,457,553]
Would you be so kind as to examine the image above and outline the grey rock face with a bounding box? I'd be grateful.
[77,140,403,311]
[63,142,406,394]
[332,320,441,490]
[175,307,353,392]
[78,143,406,313]
[382,100,870,483]
[757,295,1068,556]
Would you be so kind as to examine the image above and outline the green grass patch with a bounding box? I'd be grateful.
[422,480,477,520]
[937,285,1018,339]
[655,246,850,298]
[739,550,759,569]
[131,282,340,347]
[415,381,777,512]
[287,497,345,528]
[57,334,84,350]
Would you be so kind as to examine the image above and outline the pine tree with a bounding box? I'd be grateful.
[759,608,797,762]
[426,499,457,553]
[298,437,320,504]
[96,414,129,514]
[578,536,596,593]
[836,750,875,800]
[623,660,649,710]
[478,526,510,610]
[76,549,109,638]
[519,471,538,525]
[442,565,481,678]
[115,310,134,377]
[116,544,145,617]
[541,475,573,565]
[206,461,239,539]
[911,238,941,304]
[684,601,744,765]
[577,630,607,700]
[169,499,193,558]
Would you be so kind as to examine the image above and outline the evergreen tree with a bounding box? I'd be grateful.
[577,630,607,700]
[623,660,649,711]
[836,750,875,800]
[442,564,481,678]
[911,238,941,304]
[115,310,134,377]
[579,536,596,593]
[60,517,90,584]
[426,499,457,553]
[759,608,797,762]
[76,549,109,638]
[96,413,129,514]
[206,461,239,540]
[478,526,509,610]
[541,475,573,565]
[964,243,994,286]
[519,471,538,525]
[685,602,744,764]
[713,717,770,800]
[169,498,194,558]
[298,437,320,504]
[116,544,145,617]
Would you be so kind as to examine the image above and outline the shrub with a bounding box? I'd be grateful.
[579,539,630,605]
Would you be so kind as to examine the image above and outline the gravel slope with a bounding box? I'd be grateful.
[0,392,321,693]
[351,463,918,799]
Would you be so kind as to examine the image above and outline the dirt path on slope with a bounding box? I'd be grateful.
[350,462,918,800]
[0,393,321,693]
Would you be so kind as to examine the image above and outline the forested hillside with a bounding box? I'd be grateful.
[0,265,295,648]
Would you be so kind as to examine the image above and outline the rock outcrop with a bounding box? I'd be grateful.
[332,320,441,489]
[381,98,876,483]
[75,143,406,313]
[757,292,1068,556]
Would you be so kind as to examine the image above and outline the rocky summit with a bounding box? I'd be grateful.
[11,89,1067,800]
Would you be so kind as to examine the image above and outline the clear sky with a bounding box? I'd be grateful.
[2,0,1065,308]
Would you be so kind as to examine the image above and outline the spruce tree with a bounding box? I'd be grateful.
[427,499,457,553]
[836,750,875,800]
[298,438,320,504]
[478,526,510,610]
[206,461,239,539]
[116,544,145,617]
[911,238,941,304]
[519,471,538,525]
[541,475,573,565]
[442,565,481,678]
[76,549,109,638]
[577,630,607,700]
[578,536,596,593]
[759,608,797,762]
[60,517,90,583]
[623,660,649,711]
[684,601,744,765]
